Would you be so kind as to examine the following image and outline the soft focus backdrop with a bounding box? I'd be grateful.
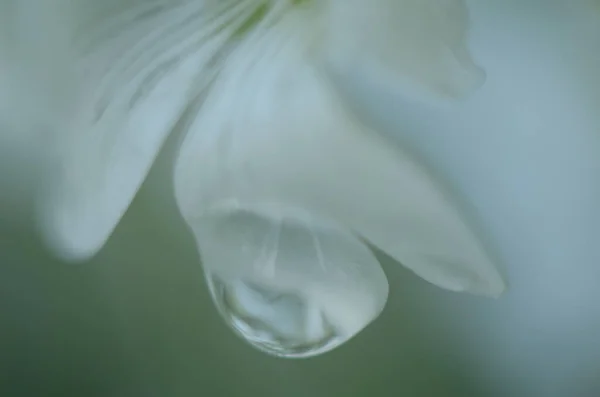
[2,1,600,396]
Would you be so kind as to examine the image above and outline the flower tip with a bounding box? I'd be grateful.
[488,278,507,299]
[482,266,507,298]
[443,52,487,100]
[35,196,103,263]
[415,254,507,298]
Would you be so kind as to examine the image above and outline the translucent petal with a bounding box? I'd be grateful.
[38,0,263,260]
[174,3,504,296]
[195,204,388,358]
[321,0,486,101]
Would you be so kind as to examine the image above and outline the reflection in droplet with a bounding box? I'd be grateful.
[195,203,389,358]
[206,273,344,358]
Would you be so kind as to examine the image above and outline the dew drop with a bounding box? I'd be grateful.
[195,204,389,358]
[205,272,347,358]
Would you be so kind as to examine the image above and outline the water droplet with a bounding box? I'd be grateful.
[205,272,346,358]
[194,203,389,358]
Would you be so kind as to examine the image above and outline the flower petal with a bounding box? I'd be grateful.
[174,4,504,297]
[38,0,263,260]
[321,0,486,101]
[195,204,388,357]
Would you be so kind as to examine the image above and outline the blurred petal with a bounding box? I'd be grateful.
[196,204,388,357]
[321,0,485,101]
[174,16,504,296]
[38,0,262,260]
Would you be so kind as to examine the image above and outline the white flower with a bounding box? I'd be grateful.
[14,0,504,357]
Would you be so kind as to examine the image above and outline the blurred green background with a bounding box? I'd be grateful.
[1,182,496,397]
[2,1,600,396]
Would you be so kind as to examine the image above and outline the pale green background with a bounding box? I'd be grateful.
[2,1,600,396]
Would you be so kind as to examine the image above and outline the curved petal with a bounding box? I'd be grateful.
[174,4,504,297]
[37,0,264,260]
[175,23,504,297]
[195,204,388,357]
[321,0,486,102]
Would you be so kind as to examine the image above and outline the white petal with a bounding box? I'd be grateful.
[321,0,486,101]
[38,0,263,260]
[174,5,504,296]
[195,204,388,357]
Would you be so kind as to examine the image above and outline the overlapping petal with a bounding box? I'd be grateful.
[30,0,503,296]
[173,7,504,297]
[39,0,265,260]
[321,0,486,101]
